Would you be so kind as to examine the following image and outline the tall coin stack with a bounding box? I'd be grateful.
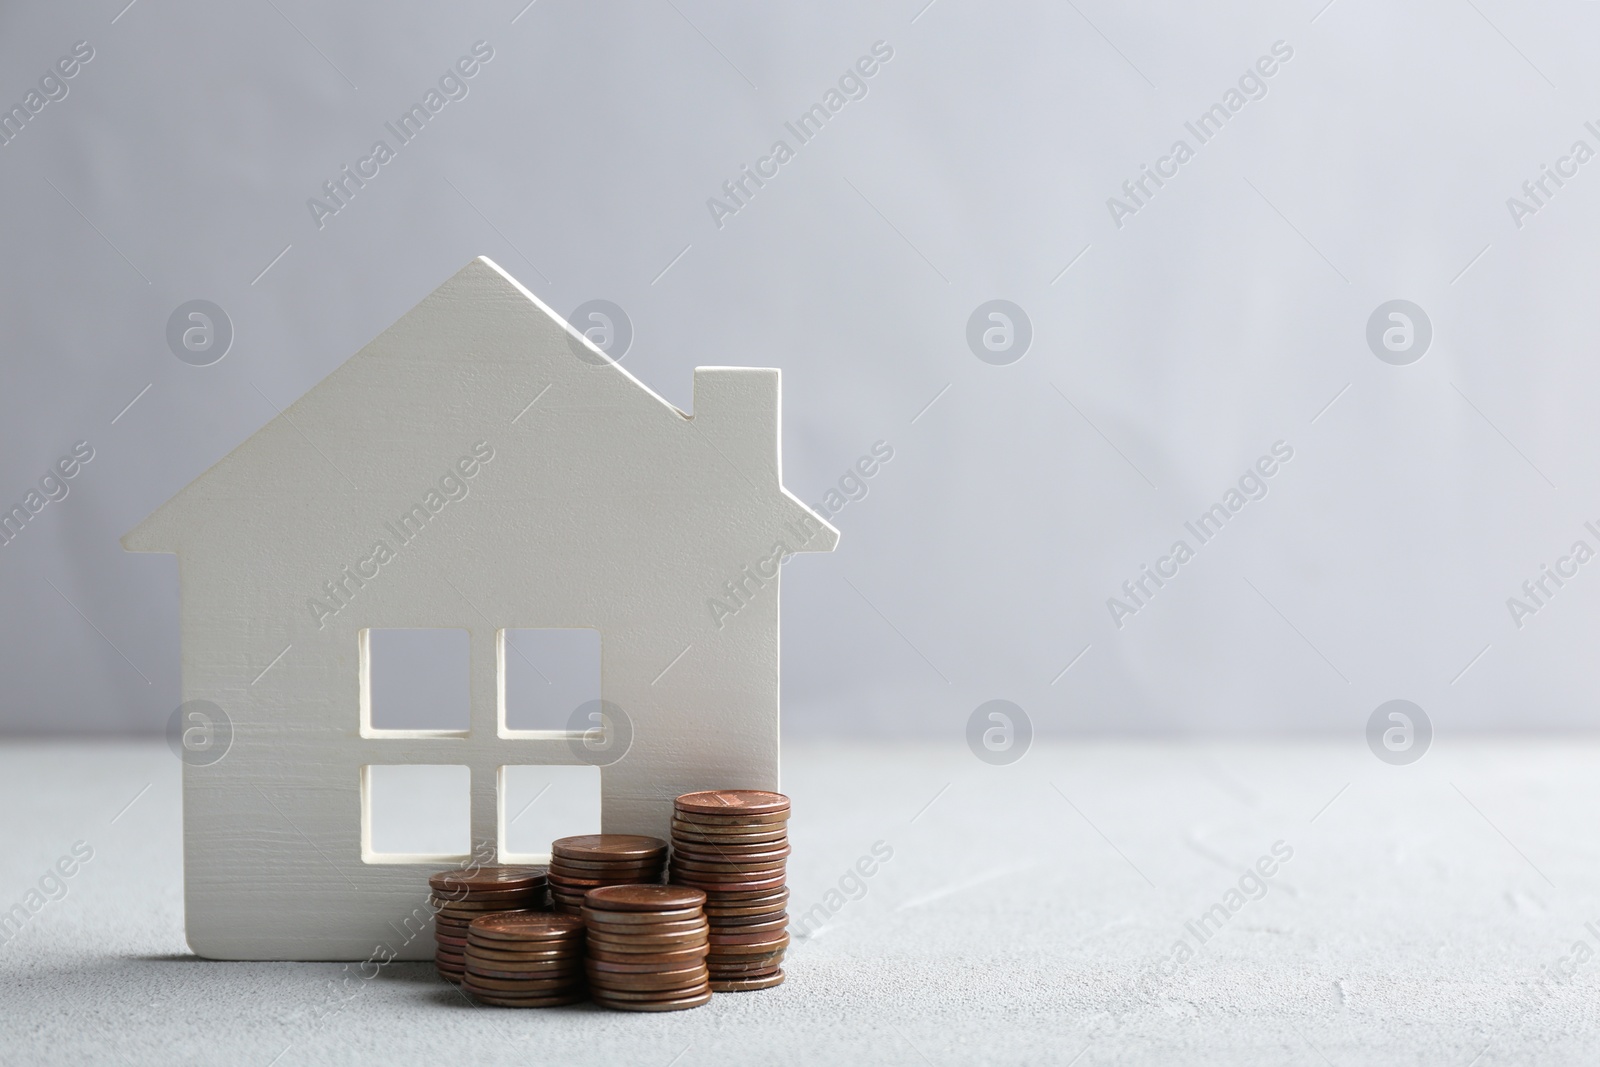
[461,912,587,1008]
[669,790,791,992]
[427,866,547,984]
[582,884,712,1012]
[547,835,667,914]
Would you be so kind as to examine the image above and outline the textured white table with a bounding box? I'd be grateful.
[2,737,1597,1065]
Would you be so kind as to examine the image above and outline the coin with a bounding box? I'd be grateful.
[429,867,547,894]
[711,970,785,992]
[466,960,585,980]
[552,834,668,860]
[709,928,790,947]
[671,874,787,893]
[461,972,580,993]
[466,990,586,1008]
[706,915,788,937]
[587,949,710,972]
[585,966,709,991]
[586,944,709,965]
[584,884,705,912]
[591,989,712,1011]
[469,912,584,938]
[549,857,665,875]
[433,897,537,913]
[585,918,708,938]
[467,947,585,966]
[671,825,789,846]
[669,861,787,879]
[585,930,709,950]
[675,790,790,816]
[708,940,791,959]
[671,841,792,860]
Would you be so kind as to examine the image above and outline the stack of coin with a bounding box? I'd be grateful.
[427,867,547,984]
[669,790,791,992]
[582,884,712,1011]
[547,835,667,914]
[461,912,587,1007]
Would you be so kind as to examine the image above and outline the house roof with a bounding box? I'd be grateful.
[122,257,838,556]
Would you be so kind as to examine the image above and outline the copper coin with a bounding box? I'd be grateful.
[585,917,708,938]
[592,989,712,1011]
[590,979,711,999]
[671,815,789,835]
[470,912,586,940]
[435,932,468,948]
[708,909,788,928]
[586,966,708,991]
[707,917,788,939]
[709,928,790,947]
[705,897,790,917]
[711,970,785,992]
[584,884,705,912]
[595,931,700,948]
[673,812,791,830]
[708,961,784,976]
[433,897,538,913]
[671,813,789,830]
[438,882,549,900]
[547,872,639,890]
[467,961,585,981]
[671,868,785,884]
[668,857,787,870]
[434,915,472,930]
[669,861,787,879]
[672,875,787,895]
[436,952,466,968]
[465,934,582,951]
[461,972,581,993]
[550,857,665,875]
[552,834,668,860]
[429,866,546,894]
[586,943,708,964]
[675,790,789,815]
[467,947,585,966]
[467,990,586,1008]
[708,941,790,959]
[586,930,709,949]
[671,825,789,846]
[671,841,792,860]
[706,960,785,976]
[668,844,787,863]
[587,949,709,972]
[702,885,790,903]
[578,900,701,923]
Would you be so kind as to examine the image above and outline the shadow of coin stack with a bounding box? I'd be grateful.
[428,866,548,985]
[669,790,791,992]
[582,884,712,1011]
[547,834,667,915]
[461,912,587,1007]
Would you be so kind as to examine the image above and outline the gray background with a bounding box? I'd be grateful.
[3,0,1597,738]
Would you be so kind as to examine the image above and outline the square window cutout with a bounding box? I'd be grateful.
[501,628,600,733]
[500,765,601,861]
[363,628,469,734]
[363,764,470,862]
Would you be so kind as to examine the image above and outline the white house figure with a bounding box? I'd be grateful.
[123,257,837,960]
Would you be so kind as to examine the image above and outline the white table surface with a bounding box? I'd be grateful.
[3,737,1597,1065]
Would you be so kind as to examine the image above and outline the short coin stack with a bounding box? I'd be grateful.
[428,866,547,984]
[669,790,791,992]
[461,912,587,1007]
[582,884,712,1011]
[547,835,667,915]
